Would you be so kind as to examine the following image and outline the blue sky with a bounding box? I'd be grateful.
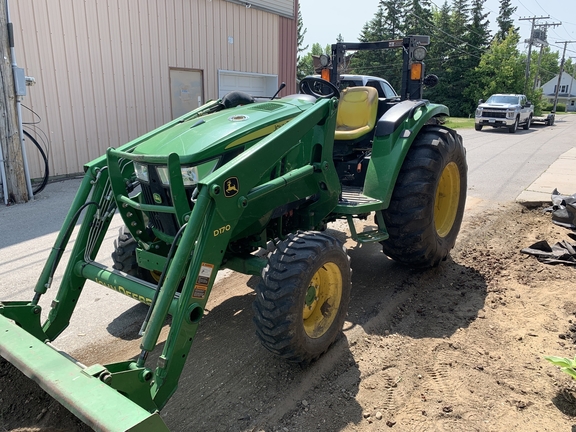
[299,0,576,58]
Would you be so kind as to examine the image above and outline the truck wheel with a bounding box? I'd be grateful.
[112,226,160,284]
[508,117,518,133]
[474,124,483,131]
[253,231,351,364]
[523,116,531,130]
[380,127,467,268]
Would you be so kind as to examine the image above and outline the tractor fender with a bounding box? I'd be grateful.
[375,99,428,137]
[363,100,452,206]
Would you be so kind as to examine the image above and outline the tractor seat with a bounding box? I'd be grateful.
[334,86,379,141]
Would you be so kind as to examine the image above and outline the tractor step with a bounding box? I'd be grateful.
[354,229,389,243]
[344,213,389,244]
[334,186,385,214]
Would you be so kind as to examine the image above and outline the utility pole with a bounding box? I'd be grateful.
[568,57,576,112]
[520,16,550,94]
[531,22,562,90]
[0,0,28,204]
[552,41,576,114]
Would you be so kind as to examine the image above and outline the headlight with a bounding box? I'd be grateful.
[506,110,515,119]
[134,162,149,182]
[475,108,482,116]
[156,166,199,187]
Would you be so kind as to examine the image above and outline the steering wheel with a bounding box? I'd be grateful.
[299,77,341,100]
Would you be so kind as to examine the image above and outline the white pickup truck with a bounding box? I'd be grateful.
[474,94,533,133]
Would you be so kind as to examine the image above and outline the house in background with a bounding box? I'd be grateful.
[540,71,576,112]
[11,0,297,180]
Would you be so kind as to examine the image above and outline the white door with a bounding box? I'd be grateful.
[218,71,278,98]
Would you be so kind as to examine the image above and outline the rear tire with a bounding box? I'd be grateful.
[508,117,518,133]
[253,231,351,364]
[474,124,483,131]
[380,127,467,268]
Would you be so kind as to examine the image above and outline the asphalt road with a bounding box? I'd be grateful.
[460,114,576,206]
[0,114,574,354]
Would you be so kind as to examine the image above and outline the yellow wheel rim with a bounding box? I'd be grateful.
[434,161,460,238]
[302,262,342,339]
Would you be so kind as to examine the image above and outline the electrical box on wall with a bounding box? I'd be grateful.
[13,67,26,96]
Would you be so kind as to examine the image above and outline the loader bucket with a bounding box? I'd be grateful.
[0,314,169,432]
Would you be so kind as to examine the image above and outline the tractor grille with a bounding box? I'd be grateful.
[482,109,507,118]
[141,183,178,236]
[249,103,284,112]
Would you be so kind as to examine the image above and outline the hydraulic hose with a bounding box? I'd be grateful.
[32,201,99,305]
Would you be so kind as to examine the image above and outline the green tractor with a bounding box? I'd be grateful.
[0,35,466,431]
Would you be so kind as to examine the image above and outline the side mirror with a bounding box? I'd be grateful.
[423,74,439,88]
[478,99,484,104]
[526,101,532,107]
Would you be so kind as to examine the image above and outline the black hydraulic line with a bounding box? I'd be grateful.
[23,129,49,194]
[32,201,100,305]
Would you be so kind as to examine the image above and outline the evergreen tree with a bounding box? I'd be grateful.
[296,6,309,80]
[404,0,433,35]
[422,2,452,104]
[350,0,407,89]
[496,0,517,40]
[460,0,491,114]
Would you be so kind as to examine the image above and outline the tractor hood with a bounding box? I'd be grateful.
[132,96,316,163]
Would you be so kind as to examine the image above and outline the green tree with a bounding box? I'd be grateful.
[351,0,407,89]
[405,0,433,35]
[530,46,560,89]
[464,30,524,105]
[296,5,309,80]
[298,43,330,79]
[496,0,517,40]
[460,0,491,114]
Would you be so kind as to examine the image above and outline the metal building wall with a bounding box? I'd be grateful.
[11,0,285,179]
[278,0,297,95]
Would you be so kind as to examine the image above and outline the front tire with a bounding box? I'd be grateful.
[474,124,483,131]
[253,231,351,364]
[523,116,531,130]
[112,226,160,284]
[380,127,467,268]
[509,117,518,133]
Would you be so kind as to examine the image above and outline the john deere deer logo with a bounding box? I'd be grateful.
[224,177,239,198]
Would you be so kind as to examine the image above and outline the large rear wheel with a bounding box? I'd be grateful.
[253,231,351,363]
[380,127,467,268]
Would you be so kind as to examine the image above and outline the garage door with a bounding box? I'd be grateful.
[218,70,278,98]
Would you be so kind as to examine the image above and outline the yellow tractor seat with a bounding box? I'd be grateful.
[334,86,379,141]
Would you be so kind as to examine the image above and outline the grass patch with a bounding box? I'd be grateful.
[443,117,475,129]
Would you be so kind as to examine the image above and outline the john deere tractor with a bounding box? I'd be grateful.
[0,35,466,431]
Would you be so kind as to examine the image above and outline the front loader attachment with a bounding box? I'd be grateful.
[0,96,340,430]
[0,314,168,431]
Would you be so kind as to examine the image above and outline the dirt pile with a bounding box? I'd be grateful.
[2,204,576,431]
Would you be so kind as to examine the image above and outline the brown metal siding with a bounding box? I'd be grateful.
[278,0,297,95]
[12,0,280,178]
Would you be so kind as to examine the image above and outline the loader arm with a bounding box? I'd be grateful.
[0,96,339,429]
